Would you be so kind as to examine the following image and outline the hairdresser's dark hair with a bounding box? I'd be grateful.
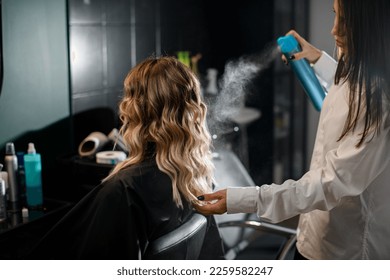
[335,0,390,147]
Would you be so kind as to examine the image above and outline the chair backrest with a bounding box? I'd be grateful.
[142,213,207,260]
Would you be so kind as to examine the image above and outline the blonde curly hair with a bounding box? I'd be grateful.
[106,56,214,207]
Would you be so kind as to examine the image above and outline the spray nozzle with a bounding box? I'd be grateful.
[5,142,16,155]
[27,143,36,154]
[277,35,300,55]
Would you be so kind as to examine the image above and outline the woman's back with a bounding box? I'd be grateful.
[27,156,224,259]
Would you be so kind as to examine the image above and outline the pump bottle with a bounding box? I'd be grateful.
[277,34,326,111]
[24,143,43,208]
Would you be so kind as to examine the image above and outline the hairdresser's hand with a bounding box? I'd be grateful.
[283,30,322,64]
[193,189,227,215]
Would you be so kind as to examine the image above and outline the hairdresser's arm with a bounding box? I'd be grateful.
[197,118,390,223]
[226,122,390,223]
[311,51,337,92]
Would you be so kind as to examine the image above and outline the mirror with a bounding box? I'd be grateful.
[0,0,3,95]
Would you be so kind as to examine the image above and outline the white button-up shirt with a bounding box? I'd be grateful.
[227,52,390,259]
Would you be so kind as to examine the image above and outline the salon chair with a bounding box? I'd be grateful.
[213,148,297,260]
[218,219,297,260]
[142,213,207,260]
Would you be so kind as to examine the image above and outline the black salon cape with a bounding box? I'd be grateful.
[28,158,224,259]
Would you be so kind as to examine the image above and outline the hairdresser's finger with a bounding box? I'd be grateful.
[286,30,311,54]
[289,52,305,61]
[286,30,307,46]
[193,198,227,215]
[197,189,227,202]
[281,54,288,65]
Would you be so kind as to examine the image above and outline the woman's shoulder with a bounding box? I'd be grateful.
[118,158,159,180]
[101,159,159,192]
[93,163,156,209]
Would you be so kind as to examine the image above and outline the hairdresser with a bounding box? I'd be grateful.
[194,0,390,259]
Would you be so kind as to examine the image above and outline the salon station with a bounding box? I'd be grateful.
[0,0,335,260]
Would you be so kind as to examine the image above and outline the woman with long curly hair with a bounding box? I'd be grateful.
[106,56,214,207]
[29,56,224,260]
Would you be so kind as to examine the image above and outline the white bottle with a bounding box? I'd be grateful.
[0,164,7,222]
[206,68,218,95]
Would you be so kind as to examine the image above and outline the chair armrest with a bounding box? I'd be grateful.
[218,220,296,238]
[218,220,297,260]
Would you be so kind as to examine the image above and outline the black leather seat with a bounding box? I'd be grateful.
[143,213,207,260]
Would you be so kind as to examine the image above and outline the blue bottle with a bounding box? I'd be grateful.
[24,143,43,208]
[277,35,326,111]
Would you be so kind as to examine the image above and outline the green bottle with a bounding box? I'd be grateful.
[24,143,43,208]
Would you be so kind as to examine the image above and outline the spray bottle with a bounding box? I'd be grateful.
[4,142,19,210]
[277,34,326,111]
[24,143,43,208]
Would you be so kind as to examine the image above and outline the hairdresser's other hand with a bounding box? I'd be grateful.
[193,189,227,215]
[286,30,322,64]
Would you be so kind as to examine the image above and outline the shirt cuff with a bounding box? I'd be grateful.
[227,186,259,214]
[312,51,337,91]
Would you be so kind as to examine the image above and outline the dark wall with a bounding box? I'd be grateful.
[68,0,275,108]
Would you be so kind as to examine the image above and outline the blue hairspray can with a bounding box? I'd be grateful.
[277,35,326,111]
